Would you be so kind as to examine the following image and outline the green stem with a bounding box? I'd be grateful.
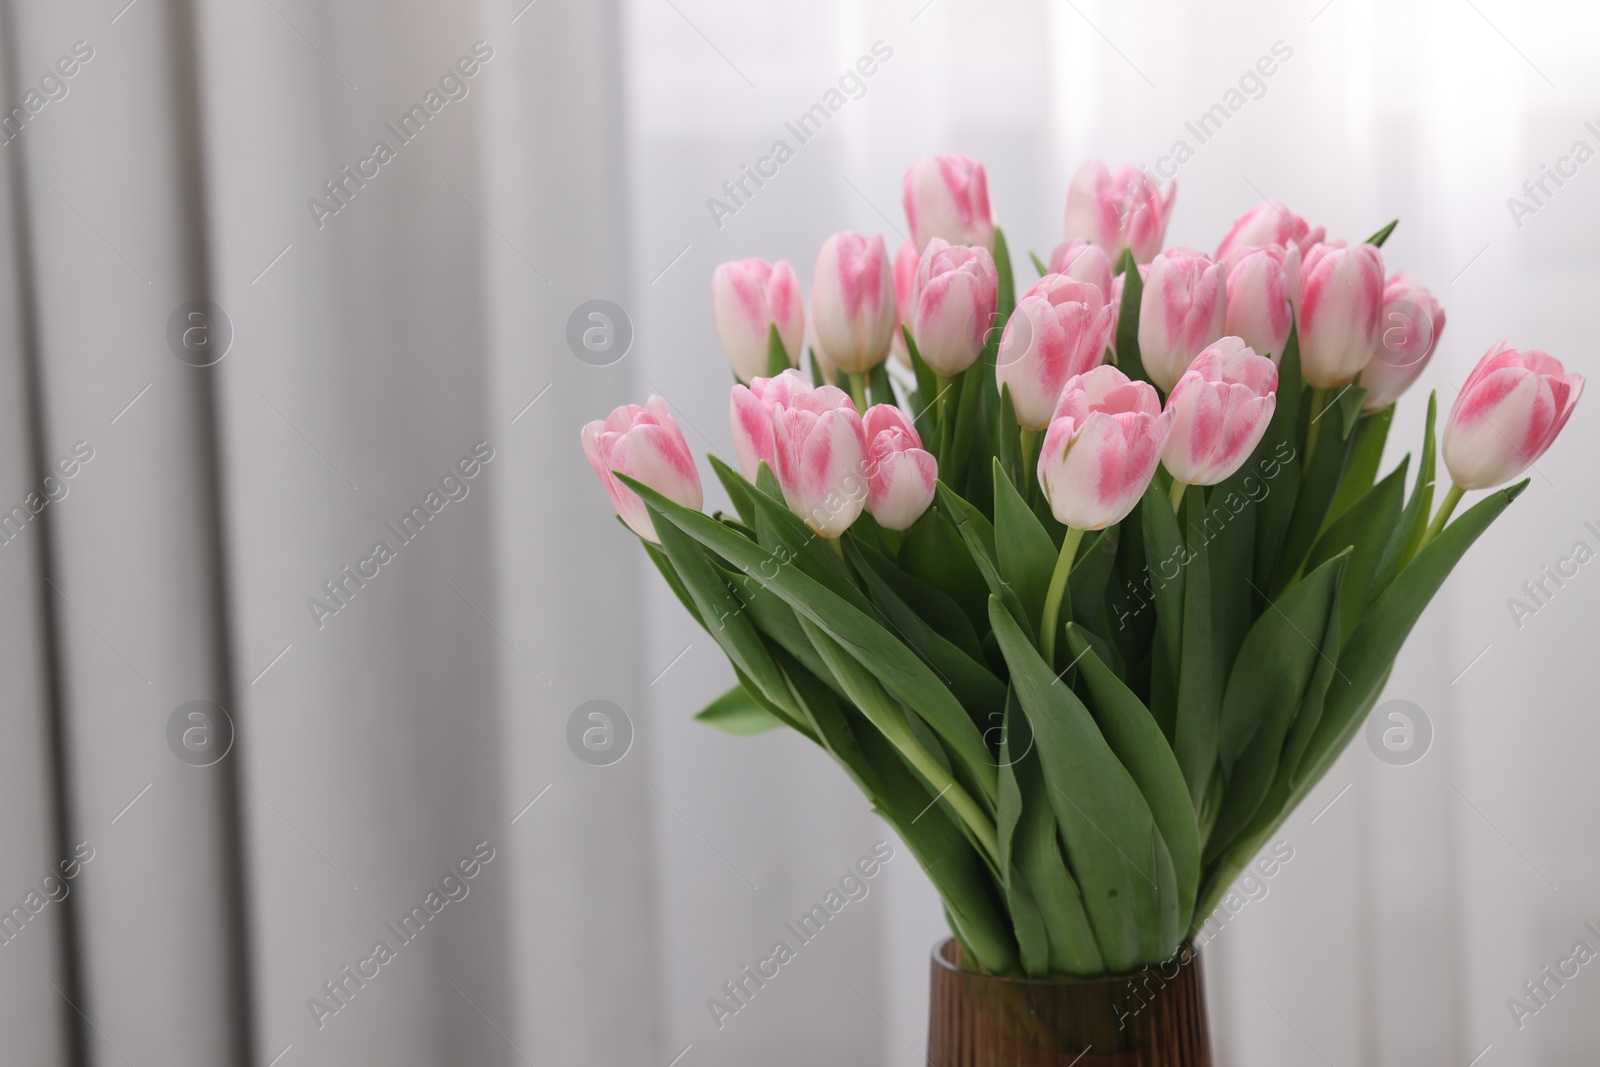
[1417,483,1464,554]
[823,535,845,559]
[893,730,1000,865]
[1019,427,1039,498]
[1303,386,1329,469]
[846,370,868,413]
[1168,478,1188,514]
[934,373,953,462]
[1039,526,1087,666]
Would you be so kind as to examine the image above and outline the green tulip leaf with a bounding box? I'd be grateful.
[989,595,1179,969]
[868,359,894,408]
[641,537,701,622]
[994,226,1016,323]
[849,536,986,661]
[1336,385,1368,441]
[939,482,1034,642]
[766,322,791,378]
[999,690,1107,976]
[996,382,1022,494]
[1294,480,1527,792]
[1064,623,1199,933]
[1113,247,1149,385]
[1365,219,1399,247]
[695,683,786,735]
[1140,477,1186,678]
[629,475,999,803]
[708,454,759,526]
[1306,457,1408,646]
[993,456,1059,634]
[899,504,992,635]
[1271,390,1354,594]
[648,506,802,726]
[845,538,1006,721]
[1326,405,1393,526]
[1174,492,1221,812]
[1206,549,1347,863]
[780,660,1018,975]
[1253,327,1306,588]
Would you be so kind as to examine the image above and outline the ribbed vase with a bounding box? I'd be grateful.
[927,939,1212,1066]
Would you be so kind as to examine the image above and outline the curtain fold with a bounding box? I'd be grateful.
[1,0,252,1062]
[476,0,664,1062]
[0,4,83,1062]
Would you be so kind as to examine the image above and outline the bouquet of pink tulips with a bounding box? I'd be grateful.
[581,155,1583,978]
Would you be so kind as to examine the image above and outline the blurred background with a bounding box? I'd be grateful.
[1,0,1597,1064]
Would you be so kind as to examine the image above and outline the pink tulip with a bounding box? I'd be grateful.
[1138,248,1227,393]
[581,396,703,542]
[862,405,937,530]
[1047,239,1115,300]
[1442,340,1583,490]
[890,240,920,367]
[997,275,1114,430]
[1048,242,1123,356]
[772,393,870,537]
[1359,273,1444,411]
[1063,160,1176,265]
[911,238,998,377]
[902,154,995,253]
[1037,366,1172,530]
[1215,202,1325,268]
[1298,242,1385,389]
[730,369,851,482]
[811,232,896,375]
[1224,245,1299,362]
[1162,338,1278,486]
[711,258,805,383]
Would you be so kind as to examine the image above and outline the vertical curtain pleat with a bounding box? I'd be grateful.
[2,0,252,1063]
[477,0,664,1063]
[191,0,511,1063]
[0,4,81,1063]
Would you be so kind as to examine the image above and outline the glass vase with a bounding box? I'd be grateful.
[927,938,1212,1066]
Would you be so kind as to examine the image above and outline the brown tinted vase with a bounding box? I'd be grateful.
[927,939,1212,1066]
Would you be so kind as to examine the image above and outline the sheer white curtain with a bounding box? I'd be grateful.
[1,0,1596,1064]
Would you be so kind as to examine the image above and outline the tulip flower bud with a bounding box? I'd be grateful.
[811,232,896,375]
[997,275,1114,430]
[890,240,920,367]
[711,258,805,383]
[902,154,995,253]
[1138,248,1227,393]
[1038,365,1172,530]
[1224,245,1299,362]
[862,405,937,530]
[729,369,850,482]
[911,238,998,377]
[1046,239,1115,300]
[1063,160,1176,265]
[772,394,870,537]
[581,396,703,542]
[1442,340,1583,490]
[1359,273,1444,411]
[1162,338,1278,486]
[1215,201,1325,269]
[1298,242,1385,388]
